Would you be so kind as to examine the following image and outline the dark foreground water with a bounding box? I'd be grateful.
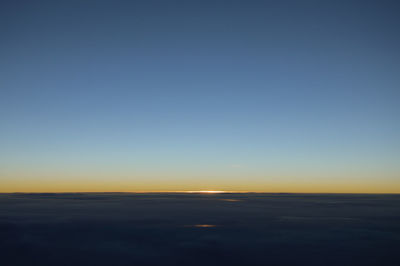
[0,193,399,266]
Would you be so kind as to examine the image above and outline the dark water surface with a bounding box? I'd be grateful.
[0,193,399,266]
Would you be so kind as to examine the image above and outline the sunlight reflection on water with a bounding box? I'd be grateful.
[185,224,218,228]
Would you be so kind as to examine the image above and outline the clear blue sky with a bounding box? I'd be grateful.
[1,0,399,192]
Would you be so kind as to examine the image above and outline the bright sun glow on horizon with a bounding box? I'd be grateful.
[186,190,228,194]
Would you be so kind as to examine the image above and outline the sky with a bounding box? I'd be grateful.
[0,0,399,193]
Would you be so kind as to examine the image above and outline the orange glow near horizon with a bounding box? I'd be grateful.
[186,190,227,194]
[0,171,399,194]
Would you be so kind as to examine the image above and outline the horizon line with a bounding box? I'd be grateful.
[1,191,399,194]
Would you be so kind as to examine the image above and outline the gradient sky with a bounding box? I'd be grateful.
[1,0,399,193]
